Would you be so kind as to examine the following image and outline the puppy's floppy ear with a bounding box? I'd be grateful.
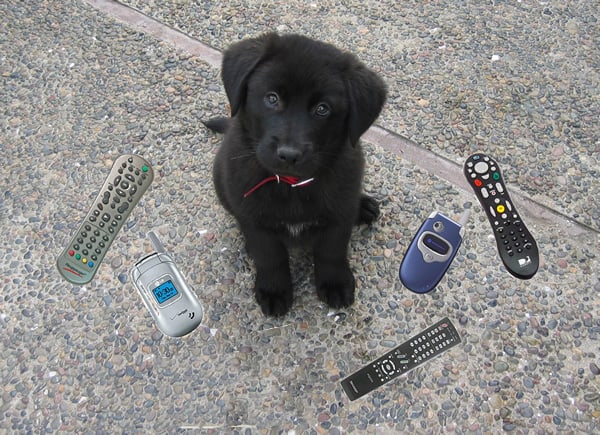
[222,33,278,116]
[344,60,387,146]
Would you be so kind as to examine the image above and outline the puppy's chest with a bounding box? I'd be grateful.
[251,191,327,237]
[281,221,318,238]
[267,209,324,238]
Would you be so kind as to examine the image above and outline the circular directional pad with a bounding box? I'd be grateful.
[380,359,397,376]
[474,161,489,174]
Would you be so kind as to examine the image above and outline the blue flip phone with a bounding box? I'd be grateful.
[399,211,466,293]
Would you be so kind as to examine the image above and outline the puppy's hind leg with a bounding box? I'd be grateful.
[356,194,380,225]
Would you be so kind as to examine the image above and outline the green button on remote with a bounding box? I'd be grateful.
[56,154,154,285]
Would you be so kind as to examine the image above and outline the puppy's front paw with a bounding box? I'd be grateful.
[316,267,356,309]
[255,287,293,316]
[254,285,293,317]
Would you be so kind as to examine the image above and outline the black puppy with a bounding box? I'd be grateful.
[206,33,386,316]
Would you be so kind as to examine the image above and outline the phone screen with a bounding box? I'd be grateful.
[151,280,179,304]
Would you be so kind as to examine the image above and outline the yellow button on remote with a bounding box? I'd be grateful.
[497,205,505,213]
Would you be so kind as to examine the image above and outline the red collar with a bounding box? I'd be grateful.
[244,174,315,198]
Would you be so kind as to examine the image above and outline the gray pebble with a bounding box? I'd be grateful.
[494,361,509,373]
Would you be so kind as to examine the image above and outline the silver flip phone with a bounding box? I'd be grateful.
[130,232,203,337]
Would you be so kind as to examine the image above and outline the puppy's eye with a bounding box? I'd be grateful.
[313,103,331,118]
[264,92,280,109]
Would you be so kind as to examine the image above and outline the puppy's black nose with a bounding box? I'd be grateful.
[277,145,302,165]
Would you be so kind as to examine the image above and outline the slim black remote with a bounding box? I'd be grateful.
[57,154,153,285]
[464,153,539,279]
[340,318,461,401]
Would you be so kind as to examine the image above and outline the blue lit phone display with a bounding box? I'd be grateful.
[152,280,179,304]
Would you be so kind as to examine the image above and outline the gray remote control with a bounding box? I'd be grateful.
[57,154,154,285]
[341,318,461,401]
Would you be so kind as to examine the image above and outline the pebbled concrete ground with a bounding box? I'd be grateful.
[1,0,598,432]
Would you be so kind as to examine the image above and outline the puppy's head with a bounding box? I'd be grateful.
[221,33,387,178]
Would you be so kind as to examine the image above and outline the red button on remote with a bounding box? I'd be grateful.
[68,250,75,256]
[474,179,483,187]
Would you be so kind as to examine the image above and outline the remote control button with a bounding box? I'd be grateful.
[497,205,505,213]
[474,179,483,187]
[474,161,489,174]
[68,250,75,256]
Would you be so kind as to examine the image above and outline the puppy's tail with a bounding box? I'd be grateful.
[202,117,230,134]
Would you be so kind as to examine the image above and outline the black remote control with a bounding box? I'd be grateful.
[340,318,461,401]
[464,153,539,279]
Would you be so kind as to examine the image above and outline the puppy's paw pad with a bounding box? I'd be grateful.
[255,288,293,317]
[358,195,380,225]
